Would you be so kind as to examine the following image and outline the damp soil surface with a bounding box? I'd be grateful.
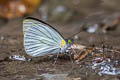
[0,12,120,80]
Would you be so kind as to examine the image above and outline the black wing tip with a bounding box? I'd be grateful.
[24,17,42,22]
[24,17,51,26]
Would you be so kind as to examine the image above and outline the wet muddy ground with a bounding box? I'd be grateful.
[0,11,120,80]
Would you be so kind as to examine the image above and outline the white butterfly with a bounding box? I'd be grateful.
[23,17,73,57]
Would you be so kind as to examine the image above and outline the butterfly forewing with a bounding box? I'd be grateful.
[23,18,65,57]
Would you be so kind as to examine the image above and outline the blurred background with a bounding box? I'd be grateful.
[0,0,120,47]
[0,0,120,80]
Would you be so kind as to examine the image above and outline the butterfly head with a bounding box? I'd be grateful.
[61,38,73,47]
[60,38,73,53]
[65,38,74,47]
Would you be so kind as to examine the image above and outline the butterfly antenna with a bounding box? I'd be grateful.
[68,30,83,39]
[68,23,87,39]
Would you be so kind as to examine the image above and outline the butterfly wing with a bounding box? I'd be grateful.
[23,17,65,57]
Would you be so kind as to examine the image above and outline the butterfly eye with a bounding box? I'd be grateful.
[68,40,72,44]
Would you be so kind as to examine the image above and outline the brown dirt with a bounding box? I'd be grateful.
[0,12,120,80]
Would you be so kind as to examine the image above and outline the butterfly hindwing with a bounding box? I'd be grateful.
[23,17,65,57]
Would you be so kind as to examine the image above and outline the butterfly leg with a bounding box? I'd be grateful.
[68,50,74,63]
[53,52,60,66]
